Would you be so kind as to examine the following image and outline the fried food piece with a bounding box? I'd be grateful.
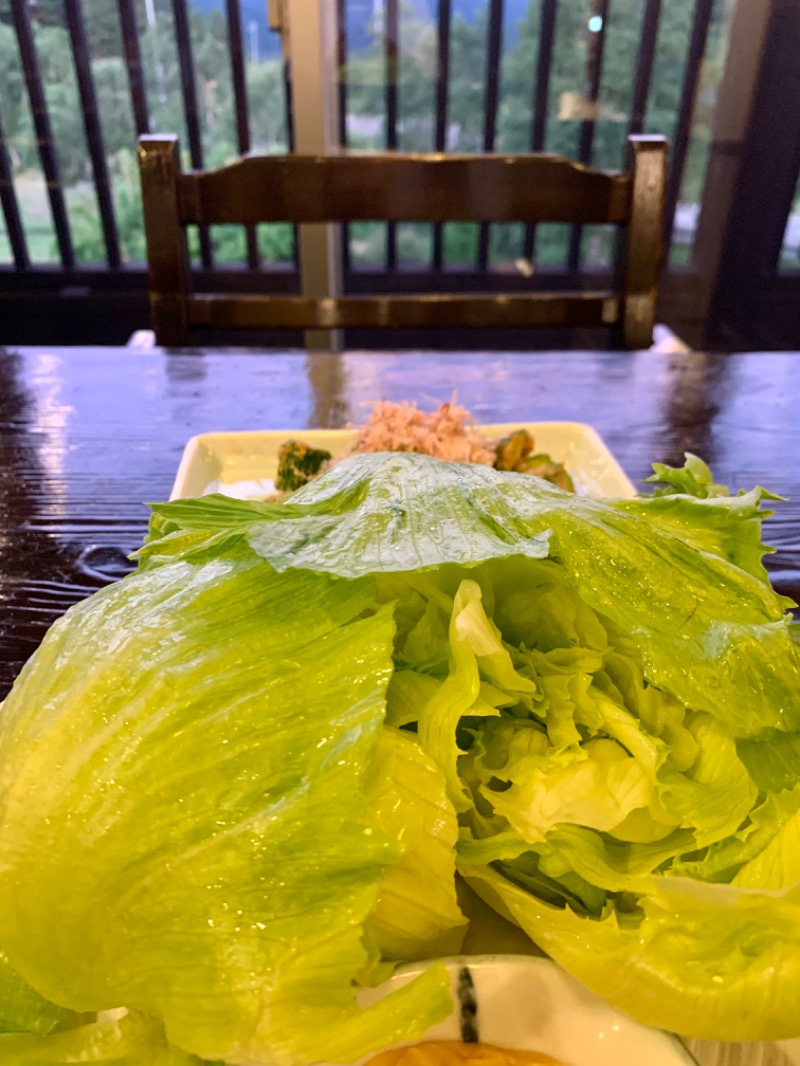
[494,429,534,471]
[521,454,575,493]
[494,431,574,492]
[366,1041,564,1066]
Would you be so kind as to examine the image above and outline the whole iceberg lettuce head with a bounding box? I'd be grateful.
[0,451,798,1062]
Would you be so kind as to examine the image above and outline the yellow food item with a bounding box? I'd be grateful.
[365,1040,565,1066]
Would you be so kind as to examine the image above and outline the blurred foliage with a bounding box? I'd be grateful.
[345,0,734,268]
[0,0,731,267]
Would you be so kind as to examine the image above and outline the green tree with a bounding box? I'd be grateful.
[0,22,26,150]
[26,0,65,28]
[247,60,289,152]
[82,0,126,59]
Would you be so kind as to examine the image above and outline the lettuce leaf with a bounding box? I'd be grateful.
[147,453,800,737]
[0,953,67,1037]
[0,544,451,1064]
[0,1011,206,1064]
[364,727,467,961]
[460,862,800,1041]
[3,451,800,1053]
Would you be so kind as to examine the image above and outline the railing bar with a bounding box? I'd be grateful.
[432,0,452,272]
[171,0,213,268]
[385,0,399,272]
[0,107,30,269]
[117,0,150,135]
[64,0,121,268]
[10,0,74,268]
[663,0,715,251]
[225,0,250,154]
[0,111,29,270]
[283,58,295,153]
[336,0,348,149]
[568,0,611,273]
[523,0,557,265]
[628,0,661,136]
[282,56,300,272]
[477,0,505,271]
[336,0,350,273]
[225,0,258,269]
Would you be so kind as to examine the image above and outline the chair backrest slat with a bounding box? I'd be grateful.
[174,153,633,226]
[138,134,668,348]
[187,292,621,331]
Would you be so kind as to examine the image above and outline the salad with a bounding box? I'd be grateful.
[0,451,798,1065]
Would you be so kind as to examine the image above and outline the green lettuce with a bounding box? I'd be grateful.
[0,547,452,1064]
[0,951,68,1039]
[1,451,799,1056]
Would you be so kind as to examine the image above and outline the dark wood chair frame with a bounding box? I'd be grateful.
[137,134,667,349]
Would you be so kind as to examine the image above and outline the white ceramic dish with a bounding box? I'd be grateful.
[170,422,636,501]
[353,956,696,1066]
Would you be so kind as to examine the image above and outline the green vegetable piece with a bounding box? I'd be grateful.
[275,438,332,492]
[494,429,533,471]
[520,453,575,492]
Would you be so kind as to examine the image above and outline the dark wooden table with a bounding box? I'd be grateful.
[0,344,799,1066]
[1,345,798,703]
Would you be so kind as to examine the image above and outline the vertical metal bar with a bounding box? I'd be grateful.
[628,0,661,136]
[170,0,213,267]
[64,0,121,268]
[225,0,259,269]
[336,0,348,149]
[336,0,350,273]
[0,107,30,269]
[477,0,505,271]
[283,58,295,152]
[117,0,150,135]
[568,0,611,272]
[385,0,399,272]
[432,0,452,272]
[10,0,75,268]
[663,0,715,252]
[523,0,557,264]
[282,56,300,271]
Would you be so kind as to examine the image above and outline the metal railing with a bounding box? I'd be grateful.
[0,0,736,340]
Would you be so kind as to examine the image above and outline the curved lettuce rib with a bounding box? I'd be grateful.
[460,863,800,1042]
[0,547,451,1065]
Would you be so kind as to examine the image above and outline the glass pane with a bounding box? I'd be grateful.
[580,224,616,269]
[349,221,386,267]
[257,223,295,264]
[397,222,432,268]
[778,171,800,272]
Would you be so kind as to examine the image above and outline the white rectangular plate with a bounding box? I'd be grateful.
[171,422,636,501]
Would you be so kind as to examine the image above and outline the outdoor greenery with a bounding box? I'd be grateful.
[0,0,737,269]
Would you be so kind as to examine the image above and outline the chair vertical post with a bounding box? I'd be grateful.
[622,134,667,349]
[138,135,190,346]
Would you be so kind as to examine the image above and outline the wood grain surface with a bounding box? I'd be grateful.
[0,344,798,1066]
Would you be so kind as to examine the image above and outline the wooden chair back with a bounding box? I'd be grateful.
[138,135,667,348]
